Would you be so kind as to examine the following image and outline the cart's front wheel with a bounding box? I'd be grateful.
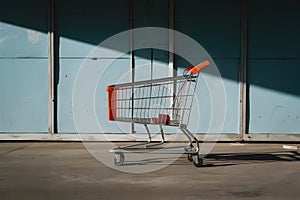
[193,154,203,167]
[114,152,125,166]
[187,154,193,162]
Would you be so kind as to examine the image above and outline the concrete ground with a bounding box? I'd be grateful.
[0,142,299,200]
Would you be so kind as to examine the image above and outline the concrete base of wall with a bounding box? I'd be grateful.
[0,133,300,142]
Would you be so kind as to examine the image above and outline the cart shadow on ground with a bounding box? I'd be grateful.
[119,150,300,167]
[202,150,300,167]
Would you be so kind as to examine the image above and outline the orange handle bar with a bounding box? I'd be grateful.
[106,85,117,120]
[184,60,210,74]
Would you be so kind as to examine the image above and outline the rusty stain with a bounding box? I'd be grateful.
[271,105,283,123]
[71,103,74,113]
[27,29,40,44]
[88,136,96,140]
[273,105,283,111]
[10,135,20,138]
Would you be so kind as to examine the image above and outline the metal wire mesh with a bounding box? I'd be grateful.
[108,74,198,127]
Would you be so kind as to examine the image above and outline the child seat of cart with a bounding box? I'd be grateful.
[150,114,170,125]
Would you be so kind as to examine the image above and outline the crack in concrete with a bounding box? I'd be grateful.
[0,144,32,157]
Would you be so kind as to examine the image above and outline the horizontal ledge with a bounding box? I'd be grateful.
[243,133,300,142]
[0,133,299,142]
[0,57,48,59]
[58,57,130,59]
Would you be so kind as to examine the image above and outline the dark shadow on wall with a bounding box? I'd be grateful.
[0,0,300,98]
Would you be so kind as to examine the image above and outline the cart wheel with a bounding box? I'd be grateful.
[193,154,203,167]
[114,152,125,166]
[187,154,193,162]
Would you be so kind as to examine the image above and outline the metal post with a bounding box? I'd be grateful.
[168,0,176,120]
[168,0,175,77]
[130,0,135,134]
[150,48,153,80]
[239,0,248,140]
[48,0,55,134]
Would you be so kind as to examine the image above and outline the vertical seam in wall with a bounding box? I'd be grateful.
[168,0,175,76]
[130,0,135,134]
[239,0,248,140]
[48,0,55,134]
[168,0,175,120]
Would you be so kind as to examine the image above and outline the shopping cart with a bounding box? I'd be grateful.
[106,60,210,167]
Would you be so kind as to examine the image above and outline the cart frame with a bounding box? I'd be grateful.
[106,60,210,167]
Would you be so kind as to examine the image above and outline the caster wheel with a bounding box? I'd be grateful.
[187,154,193,162]
[114,152,125,166]
[193,154,203,167]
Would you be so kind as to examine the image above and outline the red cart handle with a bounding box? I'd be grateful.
[184,60,210,74]
[106,85,117,121]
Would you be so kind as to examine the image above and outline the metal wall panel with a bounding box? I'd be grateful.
[57,60,80,133]
[57,0,130,58]
[132,0,171,134]
[175,0,241,133]
[134,51,169,82]
[0,59,48,132]
[0,0,48,132]
[56,0,130,133]
[95,59,131,134]
[0,22,48,57]
[133,0,169,81]
[57,59,131,133]
[248,60,300,133]
[248,0,300,134]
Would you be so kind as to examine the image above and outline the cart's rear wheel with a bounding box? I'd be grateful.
[193,154,203,167]
[187,154,193,162]
[114,152,125,166]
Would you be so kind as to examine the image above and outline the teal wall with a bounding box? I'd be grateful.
[0,0,299,135]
